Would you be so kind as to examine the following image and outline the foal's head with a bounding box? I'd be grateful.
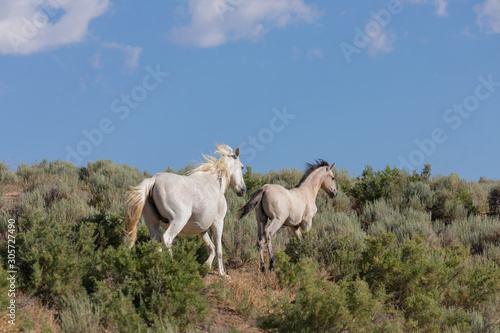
[320,162,338,198]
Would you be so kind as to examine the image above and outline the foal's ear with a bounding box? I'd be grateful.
[330,162,336,170]
[235,147,240,157]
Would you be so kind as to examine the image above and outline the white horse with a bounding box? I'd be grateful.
[125,144,247,277]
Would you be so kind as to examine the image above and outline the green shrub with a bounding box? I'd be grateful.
[15,210,209,332]
[6,159,500,332]
[17,160,79,191]
[60,293,102,333]
[263,256,398,332]
[86,212,128,250]
[331,189,352,213]
[0,265,10,309]
[16,217,98,301]
[223,216,256,269]
[328,212,365,239]
[325,234,365,282]
[404,181,433,212]
[431,189,469,224]
[430,174,480,222]
[346,165,419,210]
[358,233,500,331]
[48,196,90,224]
[368,208,434,241]
[0,162,17,183]
[488,187,500,216]
[267,168,302,188]
[359,199,399,231]
[443,216,500,254]
[283,232,365,282]
[80,160,145,213]
[242,166,268,196]
[484,243,500,265]
[92,241,208,331]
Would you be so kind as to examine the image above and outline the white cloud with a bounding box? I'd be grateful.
[367,28,397,56]
[91,53,102,69]
[171,0,320,47]
[0,0,109,55]
[433,0,448,17]
[408,0,448,18]
[101,42,143,69]
[307,48,323,59]
[475,0,500,33]
[463,25,475,37]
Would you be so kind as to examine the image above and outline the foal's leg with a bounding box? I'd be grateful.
[256,204,268,272]
[286,226,303,262]
[290,226,302,240]
[198,231,216,269]
[265,218,284,271]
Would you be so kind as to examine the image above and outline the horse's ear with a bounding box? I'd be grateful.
[235,147,240,157]
[330,162,336,170]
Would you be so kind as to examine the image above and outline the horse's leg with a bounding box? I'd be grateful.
[265,218,284,271]
[290,226,302,240]
[161,213,189,255]
[256,204,268,272]
[211,219,228,278]
[143,201,162,249]
[198,231,216,269]
[286,226,303,262]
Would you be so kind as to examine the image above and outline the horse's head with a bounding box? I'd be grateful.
[321,162,338,198]
[225,147,247,197]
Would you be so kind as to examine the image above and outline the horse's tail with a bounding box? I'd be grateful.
[238,186,266,219]
[125,177,156,248]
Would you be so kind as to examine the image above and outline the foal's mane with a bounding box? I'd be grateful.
[296,159,330,188]
[190,144,233,186]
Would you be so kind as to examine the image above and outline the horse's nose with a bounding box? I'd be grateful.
[238,185,247,197]
[330,189,338,198]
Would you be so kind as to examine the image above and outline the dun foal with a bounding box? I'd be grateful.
[239,159,337,271]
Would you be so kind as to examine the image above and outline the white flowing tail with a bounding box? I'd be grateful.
[125,177,156,248]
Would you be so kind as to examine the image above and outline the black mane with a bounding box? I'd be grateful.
[295,159,329,188]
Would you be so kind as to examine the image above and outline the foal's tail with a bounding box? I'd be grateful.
[125,177,156,248]
[238,186,266,219]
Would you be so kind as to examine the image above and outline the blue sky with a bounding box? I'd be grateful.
[0,0,499,180]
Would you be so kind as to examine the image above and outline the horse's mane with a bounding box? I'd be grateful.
[295,159,329,188]
[190,144,233,187]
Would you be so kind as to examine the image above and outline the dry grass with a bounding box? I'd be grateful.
[0,293,59,333]
[202,268,293,332]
